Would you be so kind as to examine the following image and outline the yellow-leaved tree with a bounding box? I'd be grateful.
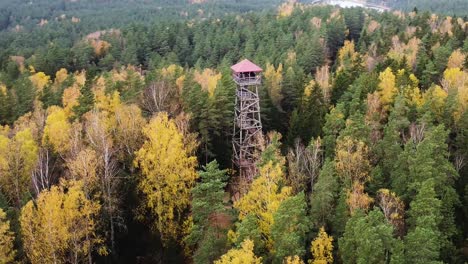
[338,40,358,71]
[0,129,38,207]
[134,112,198,242]
[20,180,104,264]
[264,63,283,109]
[442,67,468,122]
[43,106,72,155]
[286,255,305,264]
[0,208,15,263]
[29,71,50,92]
[421,85,448,120]
[66,147,99,190]
[447,49,465,69]
[214,239,262,264]
[232,160,291,250]
[193,68,222,97]
[54,68,68,85]
[335,136,373,214]
[310,227,334,264]
[378,67,397,107]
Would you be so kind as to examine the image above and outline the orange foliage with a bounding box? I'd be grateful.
[90,39,111,57]
[447,49,466,69]
[347,183,373,215]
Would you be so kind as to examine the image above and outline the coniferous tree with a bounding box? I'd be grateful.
[310,159,339,228]
[404,180,442,264]
[186,160,231,264]
[73,73,95,119]
[271,192,310,263]
[339,208,397,264]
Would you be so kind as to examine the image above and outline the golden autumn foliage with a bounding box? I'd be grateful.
[66,148,99,189]
[278,0,298,17]
[29,71,51,92]
[90,39,111,57]
[55,68,68,85]
[286,255,305,264]
[346,182,373,215]
[0,129,38,206]
[233,161,291,250]
[193,68,222,97]
[422,85,448,120]
[75,71,87,87]
[134,112,198,242]
[335,137,370,184]
[214,239,262,264]
[20,180,104,263]
[406,74,424,108]
[264,63,283,108]
[388,36,420,69]
[62,86,81,113]
[338,40,358,71]
[0,84,6,96]
[378,67,397,107]
[43,106,72,155]
[0,209,15,263]
[114,103,146,158]
[447,49,466,69]
[439,16,453,36]
[441,68,468,121]
[303,80,316,98]
[95,89,121,115]
[442,67,466,91]
[310,227,333,264]
[336,137,372,214]
[62,71,86,114]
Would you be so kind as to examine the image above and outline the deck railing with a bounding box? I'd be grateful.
[233,75,261,86]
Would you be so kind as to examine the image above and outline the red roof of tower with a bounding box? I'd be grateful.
[231,59,263,73]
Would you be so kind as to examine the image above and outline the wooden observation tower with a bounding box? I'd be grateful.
[231,59,263,181]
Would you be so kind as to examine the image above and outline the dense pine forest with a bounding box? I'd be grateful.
[0,0,467,263]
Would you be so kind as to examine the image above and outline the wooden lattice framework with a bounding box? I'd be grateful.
[231,59,263,181]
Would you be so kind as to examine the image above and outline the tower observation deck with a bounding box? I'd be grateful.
[231,59,263,181]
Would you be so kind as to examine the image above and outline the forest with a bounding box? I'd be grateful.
[0,0,467,263]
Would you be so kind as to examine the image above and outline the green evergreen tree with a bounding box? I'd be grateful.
[339,208,397,264]
[322,103,346,158]
[185,160,231,264]
[310,159,339,228]
[72,72,95,119]
[12,76,35,120]
[405,179,442,264]
[271,192,310,263]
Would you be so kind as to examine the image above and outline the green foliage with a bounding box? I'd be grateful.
[404,180,443,264]
[310,159,340,228]
[0,2,466,263]
[72,74,95,119]
[186,160,231,264]
[339,208,397,264]
[271,192,310,263]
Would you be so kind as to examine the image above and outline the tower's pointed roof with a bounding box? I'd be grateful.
[231,59,263,73]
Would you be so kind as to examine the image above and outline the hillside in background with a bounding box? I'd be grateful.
[0,0,283,31]
[371,0,468,16]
